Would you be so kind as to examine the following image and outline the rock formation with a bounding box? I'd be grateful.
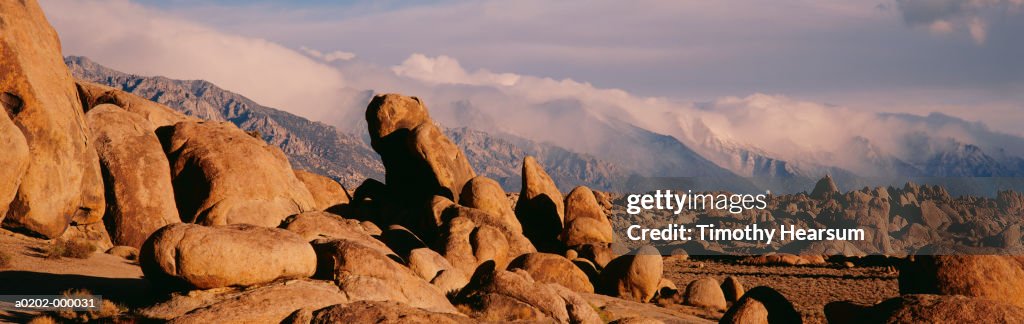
[0,0,105,238]
[160,121,316,227]
[140,223,316,290]
[86,104,180,248]
[515,156,566,252]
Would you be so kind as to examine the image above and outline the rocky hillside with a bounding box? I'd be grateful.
[66,56,630,191]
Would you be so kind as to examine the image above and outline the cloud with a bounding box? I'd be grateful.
[300,46,356,62]
[392,54,520,86]
[894,0,1023,44]
[40,0,354,123]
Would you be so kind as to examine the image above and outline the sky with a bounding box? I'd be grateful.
[38,0,1024,145]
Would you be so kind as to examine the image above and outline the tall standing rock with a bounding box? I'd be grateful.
[365,94,475,206]
[810,174,839,200]
[0,0,105,238]
[460,176,522,233]
[160,121,316,227]
[87,104,180,248]
[515,156,565,252]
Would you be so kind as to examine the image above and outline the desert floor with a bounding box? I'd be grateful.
[664,257,899,323]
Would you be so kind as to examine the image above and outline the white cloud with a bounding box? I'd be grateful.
[895,0,1022,44]
[300,46,357,62]
[392,54,520,87]
[40,0,353,123]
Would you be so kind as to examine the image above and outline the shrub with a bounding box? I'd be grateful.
[50,289,125,323]
[47,238,96,259]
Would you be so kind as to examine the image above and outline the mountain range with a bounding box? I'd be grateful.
[66,56,1024,196]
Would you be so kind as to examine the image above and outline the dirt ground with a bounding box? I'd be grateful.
[663,257,900,323]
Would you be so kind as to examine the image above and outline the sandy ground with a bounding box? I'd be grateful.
[663,257,900,323]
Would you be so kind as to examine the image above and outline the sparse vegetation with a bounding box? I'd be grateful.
[46,238,96,259]
[50,289,126,323]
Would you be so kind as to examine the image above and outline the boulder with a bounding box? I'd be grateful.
[160,121,316,227]
[407,247,467,289]
[507,253,595,293]
[452,262,602,323]
[105,246,139,261]
[598,245,663,303]
[0,106,29,222]
[826,294,1024,324]
[309,301,471,324]
[682,277,726,310]
[459,176,521,233]
[86,104,180,248]
[293,170,350,211]
[515,156,565,252]
[381,225,428,259]
[139,279,351,323]
[75,80,193,128]
[365,94,475,205]
[721,286,801,324]
[311,239,459,314]
[721,276,745,303]
[562,186,614,246]
[279,211,394,257]
[899,255,1024,308]
[140,223,316,290]
[0,0,105,238]
[439,205,535,258]
[574,242,616,269]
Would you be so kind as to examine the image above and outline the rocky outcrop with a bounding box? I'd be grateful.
[308,301,471,324]
[899,255,1024,308]
[507,253,595,293]
[809,174,839,200]
[140,223,316,290]
[294,170,350,211]
[311,238,459,314]
[86,104,180,248]
[826,294,1024,324]
[515,156,565,252]
[721,276,745,303]
[452,262,602,323]
[365,94,475,205]
[76,80,193,128]
[160,121,316,227]
[139,279,351,323]
[279,211,394,256]
[0,0,105,238]
[598,245,664,303]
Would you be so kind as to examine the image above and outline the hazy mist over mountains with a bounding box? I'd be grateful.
[47,0,1024,196]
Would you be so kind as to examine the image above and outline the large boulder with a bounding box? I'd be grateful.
[0,103,29,221]
[309,301,471,324]
[682,277,726,310]
[721,286,801,324]
[452,262,602,323]
[899,255,1024,308]
[75,80,193,128]
[437,216,510,276]
[140,223,316,290]
[598,245,664,302]
[294,170,350,211]
[721,276,745,303]
[515,156,565,252]
[160,121,316,227]
[439,205,536,258]
[365,94,475,205]
[0,0,105,238]
[86,104,180,248]
[459,176,521,233]
[507,253,595,293]
[561,186,614,247]
[311,238,459,314]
